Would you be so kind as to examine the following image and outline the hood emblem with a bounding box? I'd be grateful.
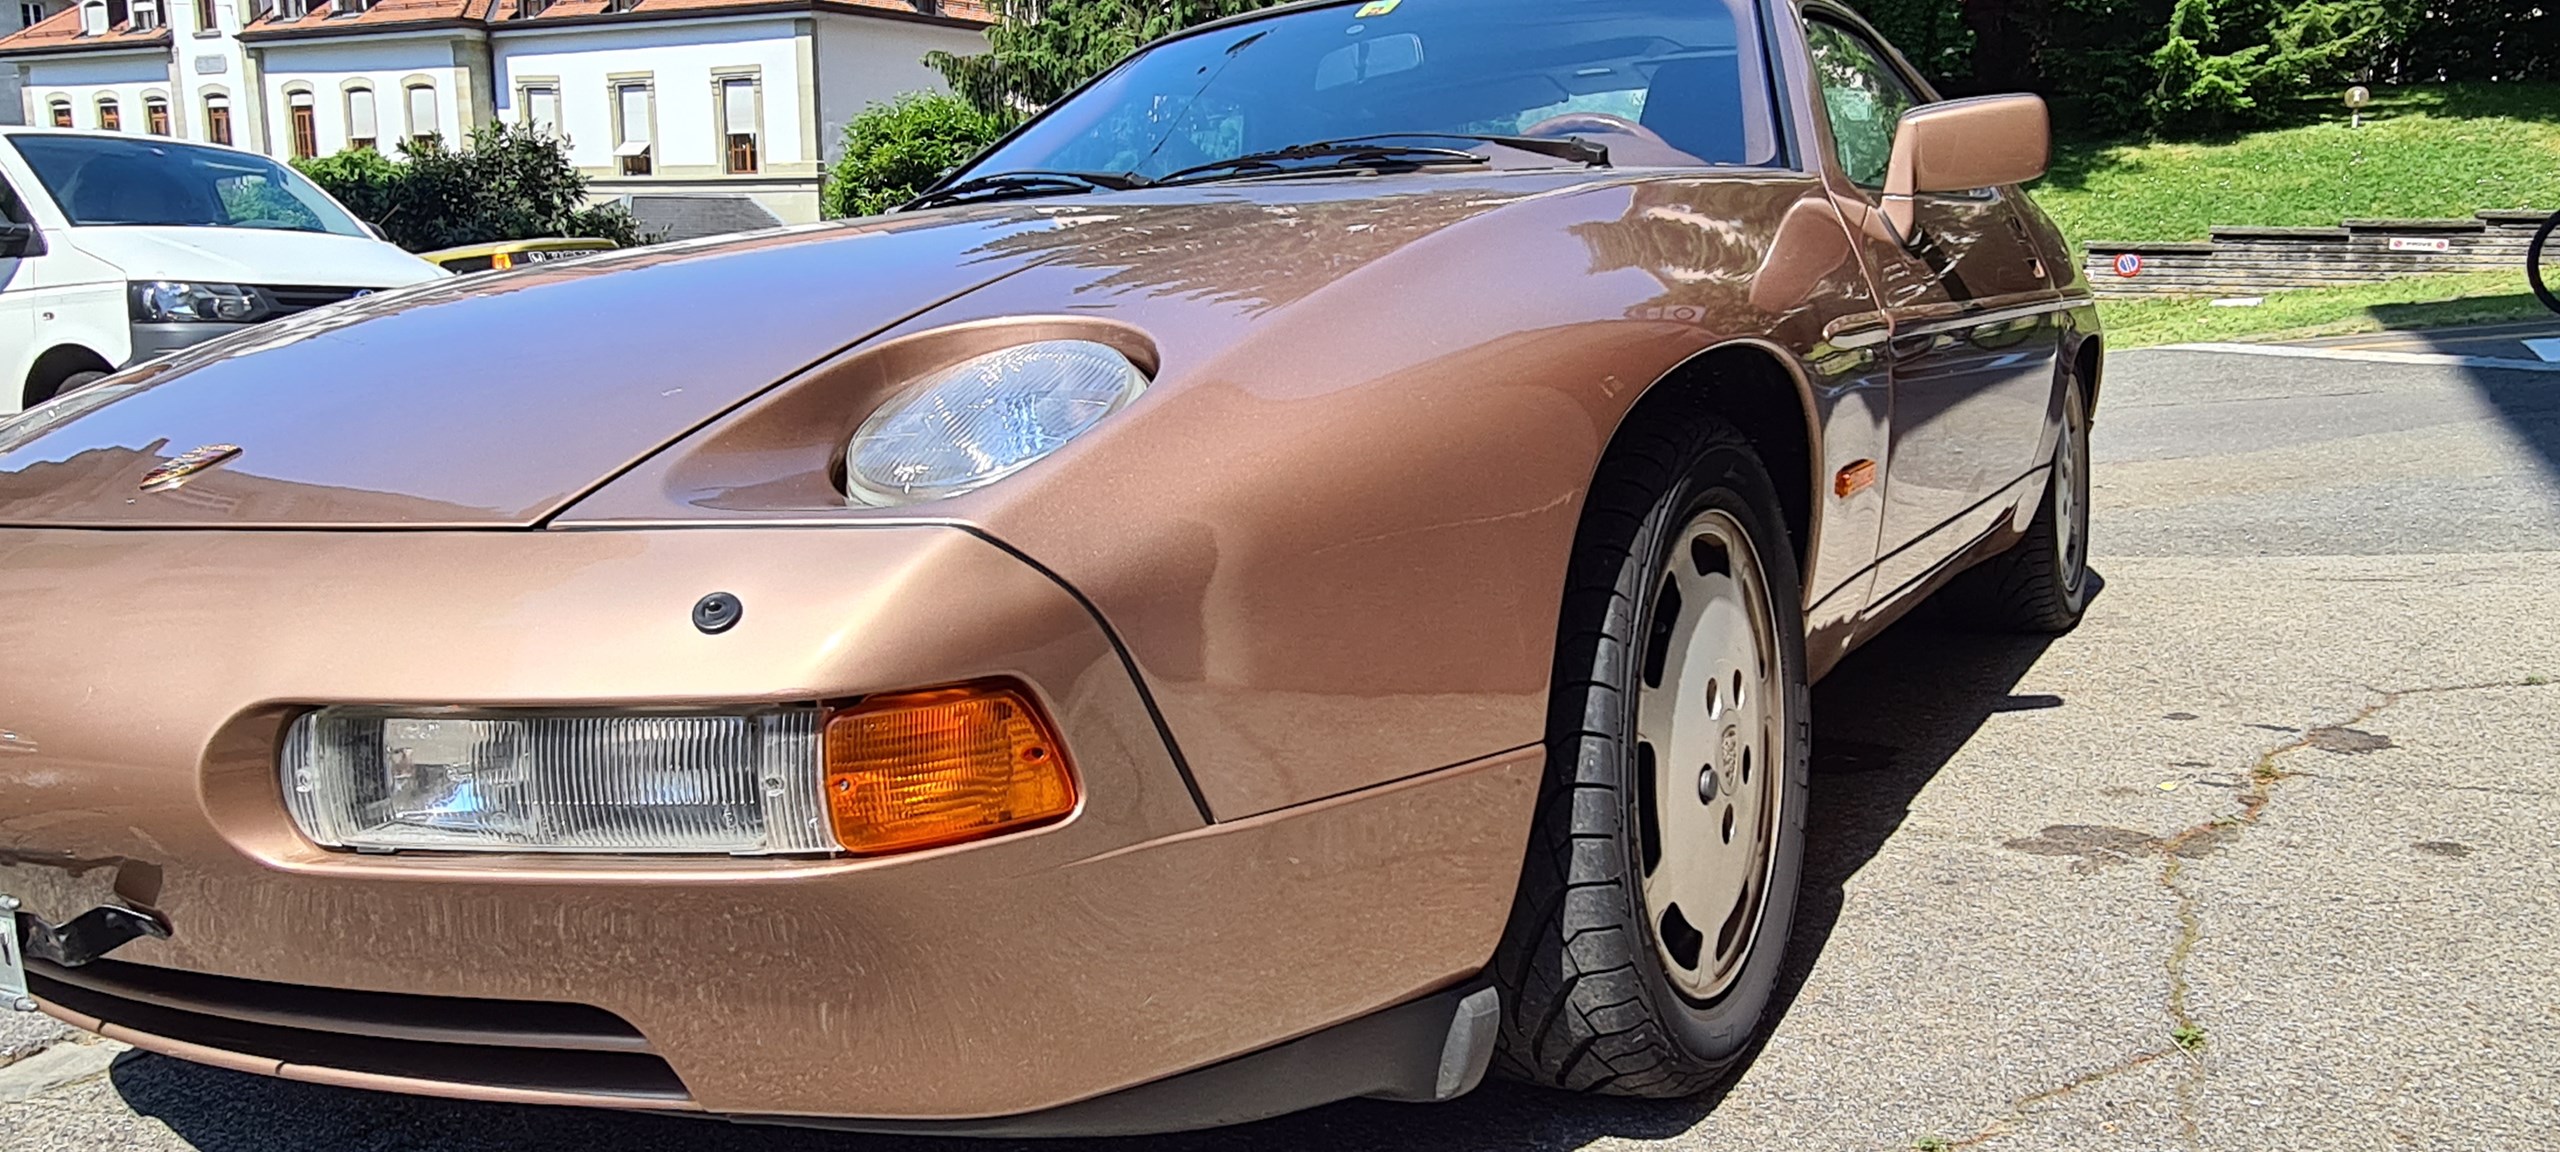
[140,444,243,492]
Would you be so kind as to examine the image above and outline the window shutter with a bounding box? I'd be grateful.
[528,87,558,134]
[348,88,375,138]
[722,78,754,136]
[407,84,436,137]
[618,84,650,145]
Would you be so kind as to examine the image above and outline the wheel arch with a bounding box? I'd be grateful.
[23,343,115,409]
[1604,339,1822,591]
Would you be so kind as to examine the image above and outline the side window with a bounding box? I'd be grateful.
[1,172,28,225]
[1804,20,1919,189]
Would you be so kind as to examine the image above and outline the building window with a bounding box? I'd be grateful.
[145,96,169,134]
[76,0,100,33]
[192,0,212,31]
[48,99,71,128]
[21,2,48,27]
[512,0,547,15]
[96,97,119,131]
[405,82,437,149]
[718,75,758,174]
[602,0,634,11]
[612,81,652,176]
[129,0,157,27]
[287,90,316,158]
[329,0,368,14]
[345,85,375,150]
[274,0,303,16]
[204,93,231,144]
[520,83,558,136]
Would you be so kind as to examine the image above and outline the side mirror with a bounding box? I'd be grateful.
[0,221,41,259]
[1882,93,2049,243]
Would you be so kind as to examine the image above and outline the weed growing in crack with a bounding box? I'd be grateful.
[1914,1137,1953,1152]
[2172,1023,2208,1053]
[2527,675,2551,687]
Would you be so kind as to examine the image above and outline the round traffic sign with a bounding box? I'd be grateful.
[2115,252,2144,278]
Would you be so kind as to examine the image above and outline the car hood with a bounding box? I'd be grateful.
[59,225,446,289]
[0,177,1575,528]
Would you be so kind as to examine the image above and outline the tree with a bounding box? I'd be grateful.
[926,0,1283,122]
[293,122,651,252]
[821,92,1007,218]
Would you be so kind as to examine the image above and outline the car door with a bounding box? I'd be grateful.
[1799,14,2063,604]
[0,167,38,413]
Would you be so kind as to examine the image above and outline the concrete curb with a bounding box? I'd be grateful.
[0,1042,126,1104]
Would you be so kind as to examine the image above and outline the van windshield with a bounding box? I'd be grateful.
[10,134,366,236]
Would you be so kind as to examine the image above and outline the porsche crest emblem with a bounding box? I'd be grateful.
[139,444,243,493]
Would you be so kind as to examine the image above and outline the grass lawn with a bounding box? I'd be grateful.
[2033,83,2560,244]
[2097,271,2544,348]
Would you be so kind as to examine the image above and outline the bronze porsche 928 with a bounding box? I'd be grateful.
[0,0,2097,1135]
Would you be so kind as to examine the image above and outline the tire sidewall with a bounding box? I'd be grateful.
[1618,439,1811,1065]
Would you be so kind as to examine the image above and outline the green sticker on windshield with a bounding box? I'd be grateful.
[1354,0,1399,16]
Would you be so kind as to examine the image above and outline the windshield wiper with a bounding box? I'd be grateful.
[905,169,1150,211]
[1155,141,1491,186]
[1316,132,1612,167]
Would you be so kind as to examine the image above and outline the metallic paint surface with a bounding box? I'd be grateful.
[564,171,1894,818]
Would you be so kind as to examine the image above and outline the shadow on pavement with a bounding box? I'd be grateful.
[108,598,2079,1152]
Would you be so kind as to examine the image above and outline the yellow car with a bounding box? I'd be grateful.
[419,236,617,274]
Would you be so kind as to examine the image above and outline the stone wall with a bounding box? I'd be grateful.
[2081,210,2543,298]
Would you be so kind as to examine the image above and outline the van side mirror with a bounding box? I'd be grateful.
[0,221,41,259]
[1882,94,2049,243]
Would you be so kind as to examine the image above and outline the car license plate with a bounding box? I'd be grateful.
[1,897,32,1012]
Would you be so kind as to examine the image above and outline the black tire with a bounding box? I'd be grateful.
[1490,406,1810,1098]
[2531,212,2560,316]
[26,368,109,408]
[1942,375,2092,633]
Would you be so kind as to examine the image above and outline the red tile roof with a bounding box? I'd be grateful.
[0,6,174,56]
[241,0,490,36]
[484,0,989,26]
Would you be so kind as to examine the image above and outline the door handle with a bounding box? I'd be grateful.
[1890,331,1938,360]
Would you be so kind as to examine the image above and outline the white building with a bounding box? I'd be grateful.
[0,0,989,223]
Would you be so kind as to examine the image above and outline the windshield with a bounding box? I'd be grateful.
[962,0,1776,185]
[10,133,367,236]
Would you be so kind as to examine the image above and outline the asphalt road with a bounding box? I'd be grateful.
[6,335,2558,1151]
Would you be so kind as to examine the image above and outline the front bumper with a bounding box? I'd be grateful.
[0,524,1538,1121]
[123,321,251,367]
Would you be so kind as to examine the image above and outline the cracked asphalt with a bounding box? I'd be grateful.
[5,340,2557,1151]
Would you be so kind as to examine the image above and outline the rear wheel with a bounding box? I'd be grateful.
[1491,409,1809,1097]
[1942,377,2091,633]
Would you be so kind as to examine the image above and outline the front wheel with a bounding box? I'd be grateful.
[1491,409,1809,1097]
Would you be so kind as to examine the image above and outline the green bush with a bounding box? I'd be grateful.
[821,92,1006,219]
[293,122,650,252]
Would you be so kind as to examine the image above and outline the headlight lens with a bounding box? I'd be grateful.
[283,707,836,855]
[129,281,262,324]
[844,339,1147,506]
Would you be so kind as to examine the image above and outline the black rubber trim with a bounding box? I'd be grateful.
[727,983,1499,1138]
[29,963,686,1101]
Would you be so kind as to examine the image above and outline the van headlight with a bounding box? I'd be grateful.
[844,339,1148,506]
[129,281,263,323]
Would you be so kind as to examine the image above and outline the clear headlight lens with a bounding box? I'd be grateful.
[844,339,1147,506]
[129,281,262,324]
[281,707,835,855]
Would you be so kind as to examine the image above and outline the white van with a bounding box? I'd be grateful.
[0,126,444,413]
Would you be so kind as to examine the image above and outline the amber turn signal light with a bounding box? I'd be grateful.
[822,681,1078,855]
